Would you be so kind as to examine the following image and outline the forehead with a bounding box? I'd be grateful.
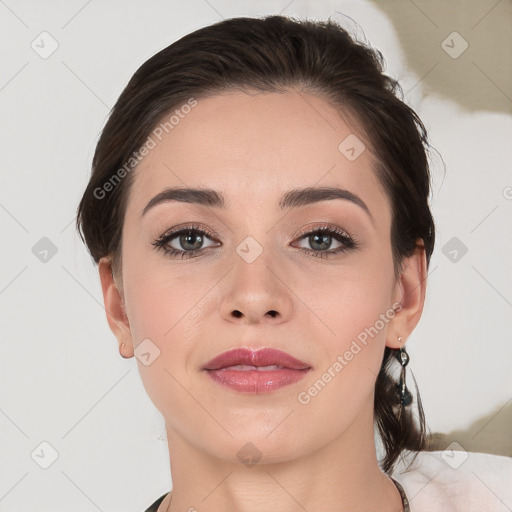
[125,90,389,220]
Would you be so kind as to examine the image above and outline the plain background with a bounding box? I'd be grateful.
[1,0,511,510]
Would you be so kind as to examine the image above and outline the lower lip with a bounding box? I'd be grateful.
[204,368,311,393]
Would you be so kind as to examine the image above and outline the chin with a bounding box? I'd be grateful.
[202,430,310,466]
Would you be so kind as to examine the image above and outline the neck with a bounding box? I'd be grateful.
[163,407,403,512]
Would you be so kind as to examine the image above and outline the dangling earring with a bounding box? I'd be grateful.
[394,336,412,407]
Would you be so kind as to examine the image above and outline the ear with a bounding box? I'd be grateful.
[98,256,134,358]
[386,240,428,349]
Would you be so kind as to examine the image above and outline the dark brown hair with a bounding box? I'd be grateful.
[76,14,435,473]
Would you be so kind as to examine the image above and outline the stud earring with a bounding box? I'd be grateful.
[394,336,412,407]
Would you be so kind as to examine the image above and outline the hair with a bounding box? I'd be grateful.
[76,14,435,474]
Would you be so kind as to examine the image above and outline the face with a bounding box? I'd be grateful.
[108,89,413,464]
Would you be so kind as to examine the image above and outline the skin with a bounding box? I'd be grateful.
[98,89,427,512]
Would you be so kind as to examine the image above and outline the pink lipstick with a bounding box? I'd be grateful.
[202,347,311,393]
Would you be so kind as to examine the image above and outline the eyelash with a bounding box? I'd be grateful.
[151,223,359,260]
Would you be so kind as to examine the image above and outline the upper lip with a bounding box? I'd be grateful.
[202,348,311,371]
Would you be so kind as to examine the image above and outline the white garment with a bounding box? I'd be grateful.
[390,450,512,511]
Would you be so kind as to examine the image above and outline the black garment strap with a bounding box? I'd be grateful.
[145,482,409,512]
[144,492,170,512]
[391,478,411,512]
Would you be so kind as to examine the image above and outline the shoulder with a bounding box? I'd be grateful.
[391,450,512,512]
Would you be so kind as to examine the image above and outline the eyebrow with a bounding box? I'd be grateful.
[141,186,373,222]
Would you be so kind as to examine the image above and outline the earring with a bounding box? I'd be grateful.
[394,336,412,407]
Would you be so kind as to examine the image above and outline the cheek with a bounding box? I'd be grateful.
[296,249,396,347]
[123,249,207,345]
[122,253,222,398]
[293,250,396,401]
[122,260,212,433]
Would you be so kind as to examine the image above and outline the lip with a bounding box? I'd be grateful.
[202,348,312,393]
[203,347,311,371]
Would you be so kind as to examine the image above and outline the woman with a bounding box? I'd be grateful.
[76,14,511,512]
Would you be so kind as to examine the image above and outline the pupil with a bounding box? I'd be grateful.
[311,233,330,251]
[181,231,202,250]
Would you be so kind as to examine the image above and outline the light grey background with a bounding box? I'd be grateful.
[1,0,511,511]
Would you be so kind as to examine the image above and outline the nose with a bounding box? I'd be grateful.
[219,246,293,325]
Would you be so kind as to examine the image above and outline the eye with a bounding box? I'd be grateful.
[152,224,218,259]
[292,224,358,259]
[152,223,359,260]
